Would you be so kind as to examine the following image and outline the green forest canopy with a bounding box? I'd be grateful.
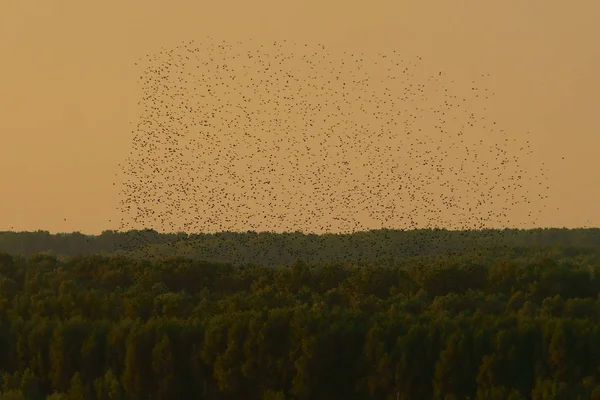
[0,228,599,398]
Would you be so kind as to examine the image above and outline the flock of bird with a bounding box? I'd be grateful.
[113,37,551,260]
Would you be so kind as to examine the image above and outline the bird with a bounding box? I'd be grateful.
[112,36,553,263]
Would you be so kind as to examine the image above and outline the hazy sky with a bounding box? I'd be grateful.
[1,0,599,235]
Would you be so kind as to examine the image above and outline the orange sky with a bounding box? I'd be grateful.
[1,0,599,235]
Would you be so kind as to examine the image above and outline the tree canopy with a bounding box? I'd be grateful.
[0,228,599,399]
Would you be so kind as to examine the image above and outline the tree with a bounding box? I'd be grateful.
[45,393,67,400]
[151,334,176,400]
[434,329,476,400]
[121,323,154,399]
[19,368,41,400]
[0,390,26,400]
[262,389,285,400]
[94,369,121,400]
[66,373,83,400]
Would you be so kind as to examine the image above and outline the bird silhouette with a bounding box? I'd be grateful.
[113,37,552,262]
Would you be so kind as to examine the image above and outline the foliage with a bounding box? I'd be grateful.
[0,229,598,398]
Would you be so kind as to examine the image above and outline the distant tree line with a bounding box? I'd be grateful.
[1,227,599,267]
[0,231,600,398]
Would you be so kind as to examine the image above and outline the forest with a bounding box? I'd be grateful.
[0,228,600,399]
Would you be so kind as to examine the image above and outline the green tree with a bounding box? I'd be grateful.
[94,369,121,400]
[262,389,285,400]
[121,323,153,399]
[45,393,67,400]
[0,390,26,400]
[19,368,41,400]
[151,334,176,400]
[66,373,83,400]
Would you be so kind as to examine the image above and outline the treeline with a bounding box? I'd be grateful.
[1,240,600,399]
[1,228,600,266]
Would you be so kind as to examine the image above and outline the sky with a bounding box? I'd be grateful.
[1,0,599,235]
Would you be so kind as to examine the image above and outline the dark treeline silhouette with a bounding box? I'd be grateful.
[1,228,600,266]
[1,229,600,398]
